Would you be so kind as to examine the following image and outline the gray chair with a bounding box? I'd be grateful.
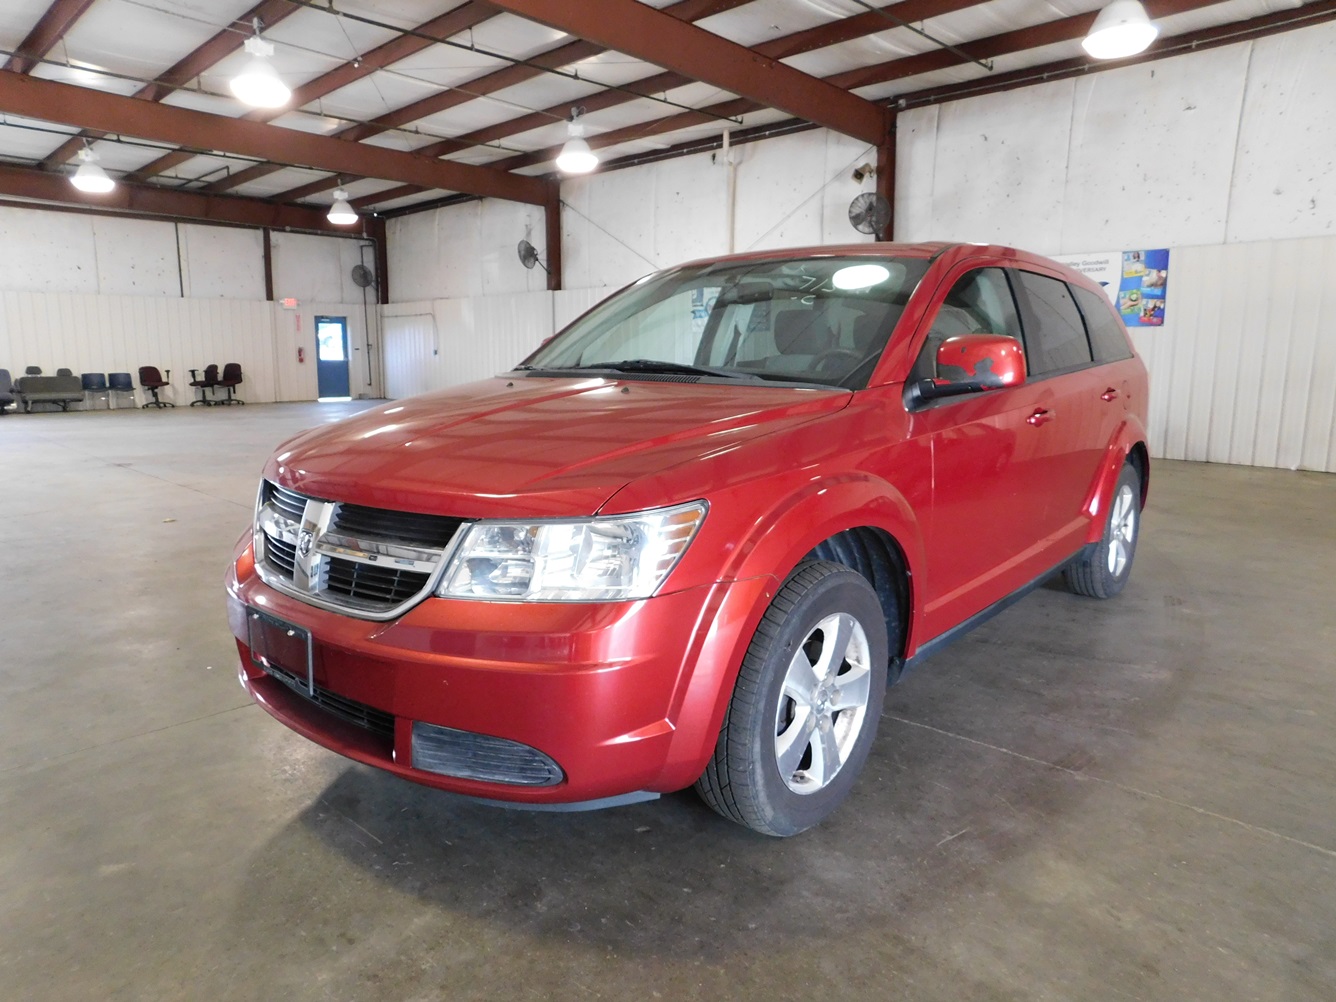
[0,369,14,414]
[56,367,73,377]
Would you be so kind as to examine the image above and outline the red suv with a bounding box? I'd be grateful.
[226,243,1148,836]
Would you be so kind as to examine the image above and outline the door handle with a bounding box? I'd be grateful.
[1026,408,1054,427]
[1100,387,1119,402]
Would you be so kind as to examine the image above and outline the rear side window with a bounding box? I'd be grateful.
[1013,271,1093,376]
[1072,285,1134,363]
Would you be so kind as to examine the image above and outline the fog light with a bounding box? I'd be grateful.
[411,722,564,786]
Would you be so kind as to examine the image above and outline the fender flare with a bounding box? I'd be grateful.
[1081,416,1150,544]
[657,473,927,789]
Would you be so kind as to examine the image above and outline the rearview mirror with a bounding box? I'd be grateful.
[909,334,1026,405]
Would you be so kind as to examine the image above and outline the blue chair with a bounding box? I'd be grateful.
[0,368,14,414]
[81,372,109,410]
[108,372,135,409]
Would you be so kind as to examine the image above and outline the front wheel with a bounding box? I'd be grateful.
[695,561,889,837]
[1064,462,1142,598]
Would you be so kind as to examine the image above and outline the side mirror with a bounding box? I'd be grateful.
[910,334,1025,404]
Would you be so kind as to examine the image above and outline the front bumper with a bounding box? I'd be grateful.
[227,535,772,804]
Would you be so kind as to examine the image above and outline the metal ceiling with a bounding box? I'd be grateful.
[0,0,1331,236]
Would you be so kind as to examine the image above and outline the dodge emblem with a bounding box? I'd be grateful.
[297,529,315,557]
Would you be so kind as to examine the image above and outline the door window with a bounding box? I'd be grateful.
[911,268,1023,382]
[1012,272,1094,376]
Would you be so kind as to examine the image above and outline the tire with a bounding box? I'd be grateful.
[695,560,889,837]
[1064,462,1141,599]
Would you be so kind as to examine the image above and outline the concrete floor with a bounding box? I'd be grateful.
[1,402,1334,1001]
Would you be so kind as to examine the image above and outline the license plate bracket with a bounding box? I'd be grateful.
[247,607,314,696]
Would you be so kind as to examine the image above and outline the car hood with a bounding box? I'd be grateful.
[266,375,849,518]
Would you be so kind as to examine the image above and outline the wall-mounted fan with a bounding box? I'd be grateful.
[517,238,549,273]
[351,263,377,288]
[848,192,891,239]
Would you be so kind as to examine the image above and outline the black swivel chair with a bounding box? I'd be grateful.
[189,365,219,406]
[217,363,245,405]
[138,366,174,408]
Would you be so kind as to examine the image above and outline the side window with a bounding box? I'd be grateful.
[1012,271,1094,376]
[911,268,1023,381]
[1072,285,1134,363]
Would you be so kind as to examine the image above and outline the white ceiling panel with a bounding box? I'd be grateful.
[0,120,78,162]
[698,0,846,48]
[0,0,61,49]
[337,1,474,32]
[230,166,333,199]
[30,62,143,98]
[55,0,257,81]
[463,12,570,60]
[364,40,509,90]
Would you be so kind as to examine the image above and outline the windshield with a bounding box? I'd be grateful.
[521,255,930,389]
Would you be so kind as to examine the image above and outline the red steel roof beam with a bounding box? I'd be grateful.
[3,0,98,74]
[0,72,549,203]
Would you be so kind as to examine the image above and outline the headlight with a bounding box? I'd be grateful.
[437,501,707,602]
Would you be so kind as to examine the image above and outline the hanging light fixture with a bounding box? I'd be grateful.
[230,19,290,108]
[70,143,115,193]
[555,108,598,175]
[327,188,358,225]
[1082,0,1159,60]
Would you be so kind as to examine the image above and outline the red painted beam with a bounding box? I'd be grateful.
[131,0,499,184]
[325,1,981,209]
[3,0,97,74]
[0,163,349,233]
[41,0,299,169]
[485,0,887,144]
[895,0,1336,108]
[0,72,549,204]
[828,0,1226,91]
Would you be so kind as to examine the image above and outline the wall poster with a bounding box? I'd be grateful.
[1052,248,1169,328]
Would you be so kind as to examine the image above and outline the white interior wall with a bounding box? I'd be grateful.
[895,21,1336,251]
[895,21,1336,472]
[0,205,377,403]
[1133,235,1336,473]
[381,291,552,398]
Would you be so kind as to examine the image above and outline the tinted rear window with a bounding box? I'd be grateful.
[1072,285,1134,363]
[1013,271,1093,375]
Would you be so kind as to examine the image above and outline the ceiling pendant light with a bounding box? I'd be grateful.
[556,108,598,175]
[230,19,290,108]
[1082,0,1159,60]
[70,143,115,193]
[327,188,358,225]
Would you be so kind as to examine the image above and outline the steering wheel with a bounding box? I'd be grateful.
[811,348,864,373]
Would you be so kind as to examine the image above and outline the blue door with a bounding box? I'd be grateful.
[315,316,350,399]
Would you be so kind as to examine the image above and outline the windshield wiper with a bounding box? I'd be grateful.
[569,359,754,380]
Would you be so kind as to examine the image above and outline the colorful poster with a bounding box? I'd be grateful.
[1117,249,1168,327]
[1053,248,1169,328]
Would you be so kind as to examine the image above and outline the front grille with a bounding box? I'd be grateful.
[265,533,297,576]
[333,503,462,549]
[256,480,464,618]
[326,560,430,605]
[268,483,310,522]
[261,659,395,740]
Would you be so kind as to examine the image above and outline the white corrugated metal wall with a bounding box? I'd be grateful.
[1133,236,1336,472]
[381,291,552,397]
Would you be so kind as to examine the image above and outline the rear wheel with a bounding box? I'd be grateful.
[695,561,889,837]
[1064,462,1141,598]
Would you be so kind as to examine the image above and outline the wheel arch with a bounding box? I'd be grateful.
[1082,418,1150,545]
